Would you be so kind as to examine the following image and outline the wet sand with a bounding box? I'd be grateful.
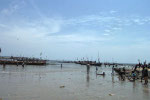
[0,63,150,100]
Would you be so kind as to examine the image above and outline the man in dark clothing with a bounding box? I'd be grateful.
[119,68,125,81]
[143,68,148,85]
[123,67,126,75]
[134,65,138,72]
[141,67,145,82]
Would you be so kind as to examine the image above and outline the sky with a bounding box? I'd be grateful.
[0,0,150,63]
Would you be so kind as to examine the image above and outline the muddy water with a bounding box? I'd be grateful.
[0,63,149,100]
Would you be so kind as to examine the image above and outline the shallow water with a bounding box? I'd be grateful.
[0,63,149,100]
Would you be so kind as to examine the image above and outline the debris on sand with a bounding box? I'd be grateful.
[0,98,2,100]
[109,94,115,96]
[60,86,65,88]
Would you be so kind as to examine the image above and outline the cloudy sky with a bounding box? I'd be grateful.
[0,0,150,63]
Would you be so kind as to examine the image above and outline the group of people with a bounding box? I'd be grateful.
[88,63,149,84]
[134,62,149,84]
[111,62,149,85]
[121,66,149,85]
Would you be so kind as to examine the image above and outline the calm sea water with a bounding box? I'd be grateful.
[0,63,149,100]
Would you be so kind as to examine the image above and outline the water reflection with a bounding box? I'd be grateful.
[142,85,149,100]
[2,65,5,71]
[132,81,136,89]
[112,75,115,87]
[86,74,90,87]
[86,64,90,87]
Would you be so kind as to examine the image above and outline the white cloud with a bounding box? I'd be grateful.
[65,15,116,26]
[1,11,150,46]
[103,33,110,36]
[111,27,122,31]
[48,34,113,43]
[0,24,7,28]
[1,5,19,15]
[110,10,117,14]
[0,1,25,15]
[104,29,111,33]
[133,19,144,25]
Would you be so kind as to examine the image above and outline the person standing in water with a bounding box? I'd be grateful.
[16,62,18,66]
[61,64,62,69]
[112,65,114,75]
[95,66,98,75]
[123,67,126,75]
[3,62,6,68]
[87,64,90,74]
[141,67,145,82]
[22,62,25,67]
[96,66,98,71]
[143,68,148,85]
